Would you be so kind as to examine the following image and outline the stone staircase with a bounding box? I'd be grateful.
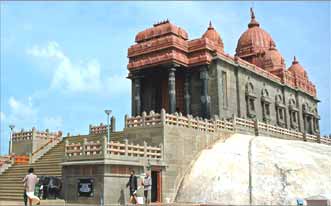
[0,141,65,201]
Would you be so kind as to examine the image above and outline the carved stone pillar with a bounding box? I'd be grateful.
[133,76,142,116]
[184,72,191,115]
[200,66,210,119]
[168,68,176,114]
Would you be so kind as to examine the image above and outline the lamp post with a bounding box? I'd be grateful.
[9,125,15,155]
[104,110,112,143]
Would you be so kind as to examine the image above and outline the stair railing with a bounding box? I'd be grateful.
[29,137,61,164]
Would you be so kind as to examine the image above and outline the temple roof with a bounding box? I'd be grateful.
[202,21,224,51]
[288,56,307,77]
[235,8,276,58]
[135,20,188,43]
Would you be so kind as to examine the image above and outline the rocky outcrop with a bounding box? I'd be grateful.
[176,134,331,205]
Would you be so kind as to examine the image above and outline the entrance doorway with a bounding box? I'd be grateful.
[151,170,161,202]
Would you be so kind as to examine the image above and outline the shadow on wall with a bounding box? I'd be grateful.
[118,188,126,205]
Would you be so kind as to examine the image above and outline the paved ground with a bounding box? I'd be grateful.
[0,201,210,206]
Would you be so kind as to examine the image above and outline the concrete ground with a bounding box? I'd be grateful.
[0,200,210,206]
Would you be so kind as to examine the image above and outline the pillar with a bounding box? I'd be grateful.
[168,68,176,114]
[133,76,142,116]
[184,72,191,115]
[111,116,116,132]
[200,66,210,118]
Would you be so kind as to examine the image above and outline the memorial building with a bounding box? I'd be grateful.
[128,8,319,135]
[0,8,328,205]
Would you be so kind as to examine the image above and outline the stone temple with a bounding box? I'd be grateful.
[0,8,330,206]
[128,8,319,135]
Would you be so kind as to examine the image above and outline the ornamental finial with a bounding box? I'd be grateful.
[293,56,299,64]
[250,7,255,19]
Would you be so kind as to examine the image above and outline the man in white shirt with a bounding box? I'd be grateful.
[142,171,152,204]
[22,168,40,206]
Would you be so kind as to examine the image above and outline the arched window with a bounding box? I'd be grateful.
[288,98,298,130]
[245,82,256,118]
[275,94,285,127]
[302,103,313,134]
[261,88,271,123]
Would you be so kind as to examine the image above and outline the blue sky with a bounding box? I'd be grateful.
[0,1,330,154]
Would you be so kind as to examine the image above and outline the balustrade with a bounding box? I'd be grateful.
[65,138,162,161]
[124,109,331,146]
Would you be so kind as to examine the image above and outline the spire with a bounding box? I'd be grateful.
[208,21,214,30]
[248,8,260,28]
[250,7,255,19]
[292,56,299,64]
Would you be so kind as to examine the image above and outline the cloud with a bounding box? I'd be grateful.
[8,96,38,124]
[43,116,63,131]
[27,41,130,97]
[27,41,102,93]
[0,112,5,122]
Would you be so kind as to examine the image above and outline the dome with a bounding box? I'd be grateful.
[262,45,285,71]
[135,20,188,43]
[202,21,224,51]
[288,56,307,77]
[235,8,276,58]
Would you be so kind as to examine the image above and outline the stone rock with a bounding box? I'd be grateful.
[175,134,331,205]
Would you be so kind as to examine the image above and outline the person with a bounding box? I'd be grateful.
[22,168,40,206]
[126,169,138,204]
[142,171,152,204]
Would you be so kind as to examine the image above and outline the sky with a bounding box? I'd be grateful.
[0,1,330,155]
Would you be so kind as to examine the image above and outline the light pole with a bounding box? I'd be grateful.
[104,110,112,143]
[9,125,15,155]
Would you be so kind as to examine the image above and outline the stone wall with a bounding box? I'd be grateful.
[12,139,33,155]
[124,122,232,202]
[161,125,232,202]
[212,57,319,135]
[62,164,105,204]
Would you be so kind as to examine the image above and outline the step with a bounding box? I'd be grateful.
[0,188,24,193]
[3,167,63,174]
[0,193,22,197]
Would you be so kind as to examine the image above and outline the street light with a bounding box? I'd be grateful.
[104,110,112,143]
[9,125,15,155]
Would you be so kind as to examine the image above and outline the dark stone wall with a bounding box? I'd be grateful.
[207,58,319,134]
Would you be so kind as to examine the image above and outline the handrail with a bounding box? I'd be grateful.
[31,137,60,156]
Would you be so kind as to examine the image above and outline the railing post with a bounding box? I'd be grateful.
[232,114,236,132]
[205,119,208,132]
[161,108,166,125]
[188,115,192,128]
[65,139,69,159]
[175,112,179,126]
[150,111,155,125]
[303,132,307,142]
[317,134,321,144]
[83,138,87,156]
[142,111,146,126]
[159,144,163,160]
[103,136,108,157]
[124,114,128,128]
[254,119,259,136]
[196,117,200,131]
[144,141,147,158]
[125,139,128,156]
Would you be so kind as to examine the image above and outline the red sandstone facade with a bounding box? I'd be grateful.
[127,9,320,135]
[128,10,316,97]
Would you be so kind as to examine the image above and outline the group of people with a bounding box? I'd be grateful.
[126,169,152,205]
[21,167,151,205]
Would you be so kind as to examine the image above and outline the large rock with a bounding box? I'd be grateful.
[175,134,331,205]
